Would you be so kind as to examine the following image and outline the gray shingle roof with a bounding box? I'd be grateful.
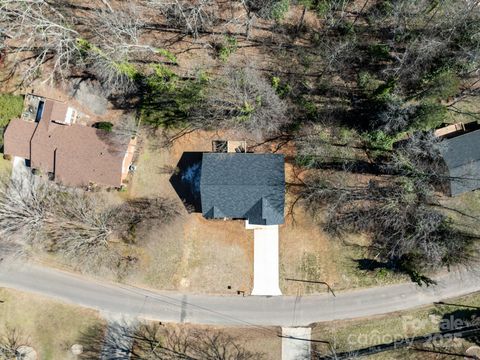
[439,129,480,196]
[200,153,285,225]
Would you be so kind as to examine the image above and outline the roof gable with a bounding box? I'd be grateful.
[3,119,37,159]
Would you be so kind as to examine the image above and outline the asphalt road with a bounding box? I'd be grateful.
[0,264,479,327]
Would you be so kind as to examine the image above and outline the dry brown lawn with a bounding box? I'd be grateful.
[280,200,408,295]
[124,130,254,294]
[280,153,408,294]
[0,288,104,360]
[128,214,253,294]
[124,130,406,296]
[0,155,12,179]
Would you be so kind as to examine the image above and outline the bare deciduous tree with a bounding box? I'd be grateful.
[0,326,29,360]
[239,0,291,37]
[111,113,140,145]
[0,0,81,83]
[82,4,157,93]
[301,172,479,272]
[131,324,264,360]
[111,197,181,242]
[78,322,264,360]
[192,66,289,138]
[0,2,169,92]
[148,0,219,38]
[0,175,114,269]
[0,175,179,274]
[389,131,448,188]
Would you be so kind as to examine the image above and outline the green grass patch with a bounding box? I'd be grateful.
[0,93,23,127]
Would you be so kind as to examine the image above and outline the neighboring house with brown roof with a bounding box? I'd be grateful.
[3,94,136,188]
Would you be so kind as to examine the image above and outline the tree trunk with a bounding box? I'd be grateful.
[296,5,307,34]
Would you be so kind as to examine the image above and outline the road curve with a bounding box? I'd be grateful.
[0,265,479,327]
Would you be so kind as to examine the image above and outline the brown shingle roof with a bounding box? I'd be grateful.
[4,99,133,188]
[49,101,69,123]
[3,119,36,159]
[51,125,126,187]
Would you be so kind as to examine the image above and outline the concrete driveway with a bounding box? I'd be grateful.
[247,222,282,296]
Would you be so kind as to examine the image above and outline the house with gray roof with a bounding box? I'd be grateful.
[439,128,480,196]
[200,153,285,225]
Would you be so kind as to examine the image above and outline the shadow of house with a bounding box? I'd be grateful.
[169,152,203,213]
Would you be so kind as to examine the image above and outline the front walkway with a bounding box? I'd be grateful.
[247,222,282,296]
[282,327,311,360]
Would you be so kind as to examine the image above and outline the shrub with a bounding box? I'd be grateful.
[113,62,140,81]
[93,121,113,132]
[217,35,238,62]
[357,71,382,95]
[363,130,396,151]
[156,48,177,64]
[271,76,291,97]
[368,95,416,135]
[335,20,355,36]
[140,67,207,128]
[372,77,396,101]
[299,98,318,120]
[0,94,24,127]
[367,43,391,61]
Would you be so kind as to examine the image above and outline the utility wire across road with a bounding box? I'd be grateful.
[0,264,480,327]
